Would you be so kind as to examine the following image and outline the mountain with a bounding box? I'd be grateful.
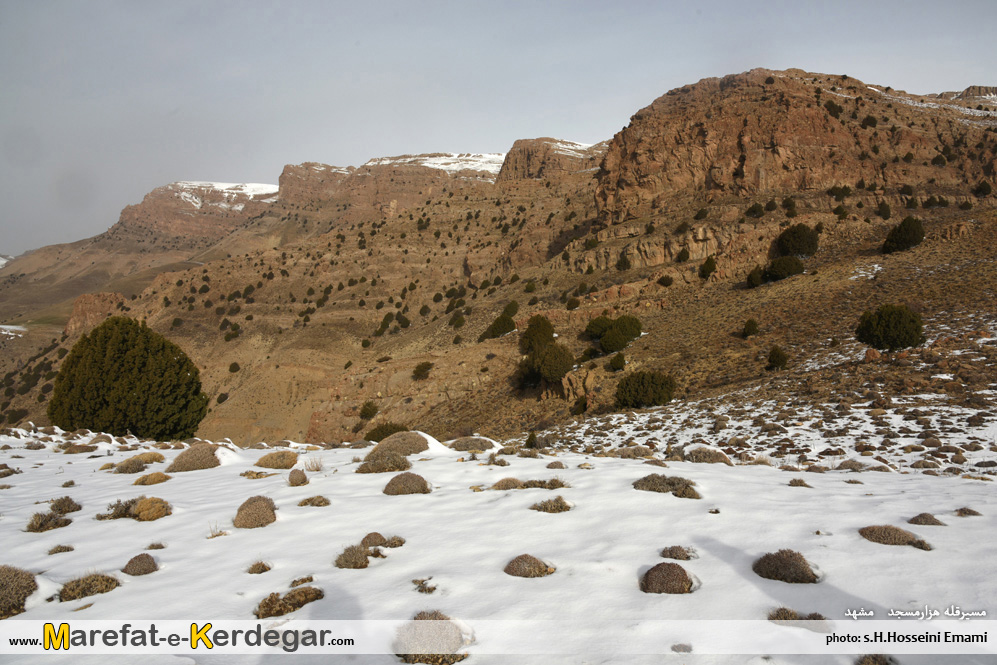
[0,67,994,445]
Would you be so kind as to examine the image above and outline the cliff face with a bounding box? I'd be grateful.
[497,138,608,182]
[596,68,997,225]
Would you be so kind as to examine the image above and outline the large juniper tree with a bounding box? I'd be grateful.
[47,317,207,440]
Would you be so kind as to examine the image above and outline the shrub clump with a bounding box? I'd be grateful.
[48,545,74,555]
[298,496,330,507]
[449,436,494,452]
[47,316,207,440]
[633,474,700,499]
[855,304,925,352]
[742,319,759,338]
[479,313,516,342]
[335,544,370,569]
[165,443,220,472]
[26,512,72,532]
[134,472,170,486]
[59,573,120,602]
[764,256,804,282]
[685,446,733,465]
[640,562,693,594]
[517,342,574,388]
[615,371,676,408]
[776,224,819,257]
[121,553,158,576]
[882,216,924,254]
[395,610,469,664]
[0,565,38,619]
[383,472,431,495]
[766,345,789,371]
[254,586,324,618]
[233,496,277,529]
[858,525,932,550]
[530,496,572,513]
[365,422,408,442]
[504,554,554,578]
[96,496,171,522]
[288,469,308,486]
[369,431,429,457]
[359,400,378,420]
[518,314,555,356]
[752,549,819,583]
[256,450,298,469]
[50,496,82,514]
[908,513,945,526]
[660,546,694,560]
[248,561,271,574]
[356,452,411,474]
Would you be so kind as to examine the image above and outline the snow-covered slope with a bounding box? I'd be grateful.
[1,394,994,664]
[168,182,280,210]
[363,153,506,180]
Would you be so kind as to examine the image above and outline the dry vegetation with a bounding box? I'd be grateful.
[640,562,693,594]
[859,525,933,551]
[165,443,219,472]
[254,586,324,619]
[256,450,298,469]
[632,474,701,499]
[504,554,554,578]
[59,573,120,602]
[0,565,38,619]
[752,549,820,583]
[233,496,277,529]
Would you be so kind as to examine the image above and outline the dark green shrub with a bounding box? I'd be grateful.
[855,304,925,352]
[675,248,689,262]
[777,224,818,257]
[365,422,408,442]
[657,275,673,287]
[899,184,914,196]
[833,204,848,220]
[359,400,378,420]
[616,255,631,271]
[502,301,519,317]
[766,346,788,371]
[675,221,691,234]
[746,265,764,289]
[765,199,777,211]
[745,202,765,218]
[860,115,878,129]
[742,319,759,338]
[584,316,613,340]
[229,362,240,373]
[764,256,804,281]
[693,208,707,220]
[824,100,843,118]
[47,317,207,440]
[827,185,852,201]
[479,314,516,342]
[615,371,676,408]
[566,297,580,310]
[698,255,717,279]
[882,216,924,254]
[412,362,433,381]
[600,327,628,353]
[613,315,642,341]
[519,315,554,355]
[609,353,625,371]
[518,343,574,387]
[972,180,992,197]
[931,154,946,166]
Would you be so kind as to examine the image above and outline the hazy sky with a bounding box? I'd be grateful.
[1,0,994,256]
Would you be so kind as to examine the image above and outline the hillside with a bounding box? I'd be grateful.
[0,68,995,446]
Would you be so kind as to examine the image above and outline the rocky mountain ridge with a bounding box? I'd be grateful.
[1,67,995,445]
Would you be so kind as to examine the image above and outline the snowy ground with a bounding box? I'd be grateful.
[1,395,994,664]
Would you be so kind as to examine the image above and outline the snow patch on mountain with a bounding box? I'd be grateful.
[363,153,507,180]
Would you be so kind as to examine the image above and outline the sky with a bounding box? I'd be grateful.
[1,0,994,257]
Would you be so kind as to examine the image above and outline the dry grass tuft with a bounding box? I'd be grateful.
[908,513,946,526]
[356,452,411,474]
[546,461,566,470]
[147,542,165,550]
[233,496,277,529]
[298,496,330,507]
[617,445,651,459]
[116,452,165,474]
[335,544,369,569]
[134,472,170,486]
[384,472,431,495]
[369,432,429,458]
[61,480,75,487]
[254,586,324,618]
[361,532,387,548]
[395,609,468,664]
[659,546,694,560]
[752,549,819,583]
[386,536,406,548]
[504,554,554,578]
[633,474,701,499]
[835,459,867,472]
[522,477,570,490]
[256,450,298,469]
[247,561,271,574]
[640,562,693,594]
[240,470,277,479]
[768,607,828,622]
[290,576,314,588]
[530,496,571,513]
[165,443,220,472]
[59,573,119,602]
[859,525,932,550]
[288,469,308,486]
[685,447,733,465]
[26,511,72,532]
[121,553,158,576]
[131,497,171,521]
[955,507,981,517]
[0,565,38,619]
[788,478,812,488]
[63,444,97,454]
[491,477,523,490]
[303,457,324,472]
[50,496,82,514]
[449,436,493,452]
[48,545,74,555]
